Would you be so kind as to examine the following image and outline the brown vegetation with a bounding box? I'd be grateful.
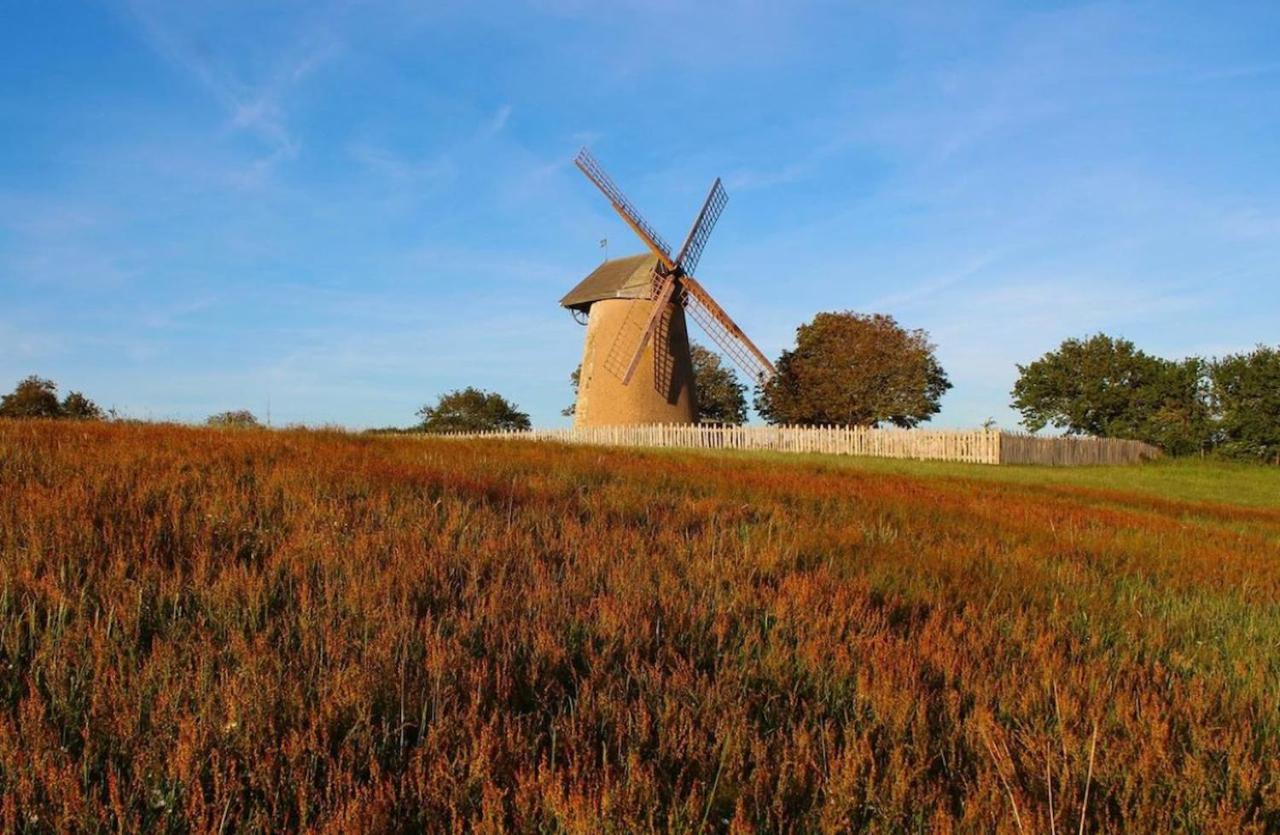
[1,421,1277,831]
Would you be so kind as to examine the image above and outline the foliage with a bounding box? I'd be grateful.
[1210,345,1280,463]
[755,312,951,427]
[0,375,61,418]
[1011,335,1215,455]
[562,366,581,417]
[417,387,530,433]
[206,409,261,429]
[60,391,105,421]
[1,421,1276,830]
[0,375,104,421]
[691,344,748,425]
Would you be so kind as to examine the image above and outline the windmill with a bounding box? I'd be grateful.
[561,149,776,427]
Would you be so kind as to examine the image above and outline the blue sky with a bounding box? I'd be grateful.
[2,1,1278,428]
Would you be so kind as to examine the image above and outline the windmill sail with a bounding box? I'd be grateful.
[679,277,776,384]
[599,266,667,382]
[575,149,674,270]
[674,178,727,276]
[616,274,677,384]
[573,148,774,395]
[614,178,729,383]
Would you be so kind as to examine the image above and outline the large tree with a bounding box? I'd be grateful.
[1011,334,1213,453]
[755,312,950,427]
[418,387,530,433]
[691,344,748,425]
[1210,345,1280,463]
[0,375,104,420]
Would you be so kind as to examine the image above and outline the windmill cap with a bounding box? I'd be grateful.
[560,253,659,311]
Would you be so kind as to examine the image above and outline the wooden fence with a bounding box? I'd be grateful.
[430,424,1161,466]
[998,432,1161,466]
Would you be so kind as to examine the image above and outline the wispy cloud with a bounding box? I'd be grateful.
[122,0,340,174]
[348,142,457,185]
[862,250,1007,313]
[483,104,513,138]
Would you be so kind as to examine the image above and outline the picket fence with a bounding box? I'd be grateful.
[432,424,1161,466]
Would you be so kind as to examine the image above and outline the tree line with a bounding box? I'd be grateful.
[1012,334,1279,462]
[5,313,1276,462]
[519,313,1272,462]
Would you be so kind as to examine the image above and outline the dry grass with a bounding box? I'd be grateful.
[1,421,1278,832]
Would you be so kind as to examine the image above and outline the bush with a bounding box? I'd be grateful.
[417,388,530,433]
[207,410,261,429]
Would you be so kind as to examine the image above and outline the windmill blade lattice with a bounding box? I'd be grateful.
[680,277,776,384]
[600,268,670,382]
[574,149,674,269]
[674,178,727,277]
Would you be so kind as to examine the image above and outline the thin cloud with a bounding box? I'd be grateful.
[348,142,457,185]
[122,0,339,164]
[484,104,513,137]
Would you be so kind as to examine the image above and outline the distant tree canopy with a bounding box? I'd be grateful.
[0,375,104,421]
[691,344,748,425]
[1010,335,1280,460]
[207,410,261,429]
[755,312,951,427]
[1210,346,1280,463]
[1011,334,1213,456]
[418,388,530,433]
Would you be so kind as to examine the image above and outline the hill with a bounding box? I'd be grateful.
[1,422,1277,831]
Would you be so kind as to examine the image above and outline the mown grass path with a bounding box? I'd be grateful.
[1,422,1277,831]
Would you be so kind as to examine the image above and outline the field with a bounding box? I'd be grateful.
[1,422,1278,832]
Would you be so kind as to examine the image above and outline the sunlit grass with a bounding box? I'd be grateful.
[1,421,1277,831]
[700,448,1280,508]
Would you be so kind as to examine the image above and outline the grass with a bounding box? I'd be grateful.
[700,449,1280,509]
[1,420,1278,832]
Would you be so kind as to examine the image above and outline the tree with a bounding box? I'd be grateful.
[562,366,581,417]
[0,375,64,418]
[418,388,530,433]
[0,375,104,420]
[1210,345,1280,463]
[1010,334,1213,453]
[61,391,104,421]
[691,344,748,425]
[207,410,261,429]
[755,312,951,427]
[1133,357,1215,456]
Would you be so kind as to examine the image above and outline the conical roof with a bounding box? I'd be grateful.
[560,254,658,312]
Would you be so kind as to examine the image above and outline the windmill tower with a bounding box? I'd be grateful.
[561,149,775,427]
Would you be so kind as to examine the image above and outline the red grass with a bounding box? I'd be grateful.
[1,421,1277,831]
